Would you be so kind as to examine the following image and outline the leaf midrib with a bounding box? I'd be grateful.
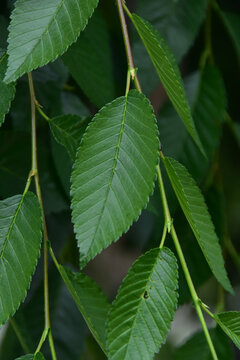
[7,0,66,79]
[111,249,160,359]
[0,194,24,259]
[85,95,128,255]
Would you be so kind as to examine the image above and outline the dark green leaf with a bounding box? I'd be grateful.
[133,0,207,93]
[172,327,233,360]
[59,265,110,354]
[107,247,178,360]
[49,114,90,160]
[4,0,99,82]
[0,52,15,126]
[220,11,240,61]
[0,192,42,326]
[131,14,204,155]
[63,9,116,108]
[215,311,240,349]
[159,66,226,180]
[163,156,232,293]
[71,90,159,268]
[15,353,45,360]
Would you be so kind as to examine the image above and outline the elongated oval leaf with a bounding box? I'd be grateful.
[131,13,204,155]
[15,353,45,360]
[4,0,99,83]
[159,66,226,181]
[58,265,110,354]
[71,90,159,268]
[107,247,178,360]
[215,311,240,349]
[49,114,90,160]
[0,52,15,126]
[0,192,42,325]
[133,0,207,94]
[163,156,232,293]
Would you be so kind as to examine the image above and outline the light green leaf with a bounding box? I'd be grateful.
[0,192,42,326]
[107,247,178,360]
[58,265,110,354]
[159,66,226,180]
[4,0,99,83]
[71,90,159,268]
[49,114,90,160]
[163,156,232,293]
[15,353,45,360]
[0,52,15,126]
[215,311,240,349]
[131,14,204,155]
[63,9,116,108]
[172,327,233,360]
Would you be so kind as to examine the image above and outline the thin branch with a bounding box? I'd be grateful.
[27,73,57,360]
[116,0,142,92]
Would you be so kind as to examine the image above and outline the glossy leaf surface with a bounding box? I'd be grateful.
[71,90,159,268]
[4,0,99,82]
[163,156,232,293]
[107,247,178,360]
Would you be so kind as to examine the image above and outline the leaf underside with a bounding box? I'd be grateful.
[58,265,110,354]
[107,247,178,360]
[215,311,240,349]
[49,114,90,160]
[131,13,204,156]
[71,90,159,268]
[4,0,99,83]
[0,52,15,126]
[0,192,42,326]
[163,156,232,293]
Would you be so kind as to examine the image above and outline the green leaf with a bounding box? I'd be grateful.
[107,247,178,360]
[58,265,110,354]
[172,327,233,360]
[133,0,207,94]
[71,90,159,268]
[15,353,45,360]
[159,66,226,180]
[4,0,99,83]
[0,192,42,326]
[63,9,116,108]
[163,156,232,293]
[0,52,15,126]
[49,114,90,160]
[215,311,240,349]
[131,14,204,155]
